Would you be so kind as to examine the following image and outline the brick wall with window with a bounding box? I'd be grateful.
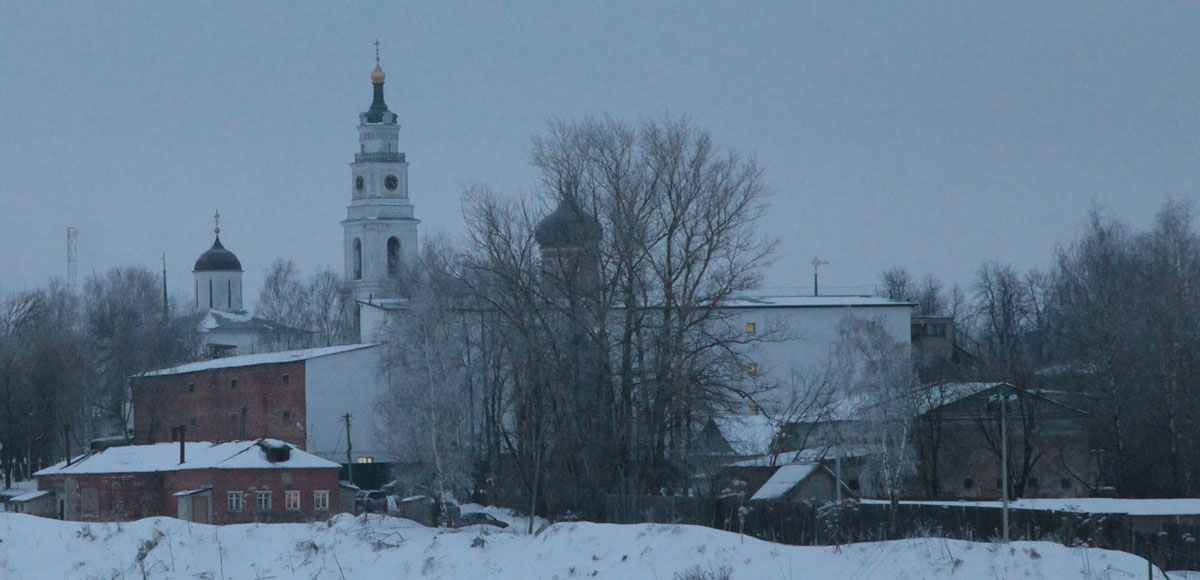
[166,466,341,524]
[132,361,308,449]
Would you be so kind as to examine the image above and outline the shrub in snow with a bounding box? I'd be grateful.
[674,564,733,580]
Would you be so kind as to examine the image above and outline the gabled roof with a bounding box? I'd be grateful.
[750,463,822,500]
[710,414,779,456]
[34,440,339,476]
[138,343,377,377]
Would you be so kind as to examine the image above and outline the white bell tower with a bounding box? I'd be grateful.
[342,42,419,314]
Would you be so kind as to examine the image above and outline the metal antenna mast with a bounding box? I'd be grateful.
[67,227,78,293]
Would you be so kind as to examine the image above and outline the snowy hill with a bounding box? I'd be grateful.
[0,512,1170,579]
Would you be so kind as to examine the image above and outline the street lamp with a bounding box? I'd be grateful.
[989,391,1018,543]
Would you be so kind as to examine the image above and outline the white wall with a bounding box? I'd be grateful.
[725,300,914,412]
[304,345,391,463]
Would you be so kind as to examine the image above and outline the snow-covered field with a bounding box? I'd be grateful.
[0,510,1174,579]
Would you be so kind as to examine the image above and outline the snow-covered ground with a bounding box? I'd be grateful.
[0,511,1174,579]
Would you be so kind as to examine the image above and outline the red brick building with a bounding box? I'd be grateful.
[33,439,344,524]
[131,344,390,465]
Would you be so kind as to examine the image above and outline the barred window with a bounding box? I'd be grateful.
[227,492,243,513]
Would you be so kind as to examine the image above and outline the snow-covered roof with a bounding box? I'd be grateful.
[138,344,377,377]
[917,382,1006,414]
[730,443,879,467]
[711,414,778,456]
[9,490,51,502]
[724,295,915,309]
[750,463,821,500]
[357,298,409,311]
[859,498,1200,516]
[182,309,311,336]
[34,440,340,476]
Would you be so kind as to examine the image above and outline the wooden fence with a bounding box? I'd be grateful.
[604,495,1200,573]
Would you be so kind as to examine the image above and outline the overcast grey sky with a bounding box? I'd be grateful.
[2,2,1196,306]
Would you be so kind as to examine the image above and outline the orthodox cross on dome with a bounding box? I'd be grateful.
[214,209,221,235]
[375,39,380,65]
[812,257,829,296]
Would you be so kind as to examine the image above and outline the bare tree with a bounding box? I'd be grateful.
[255,258,309,338]
[84,266,194,434]
[306,267,348,347]
[834,316,919,512]
[378,237,474,512]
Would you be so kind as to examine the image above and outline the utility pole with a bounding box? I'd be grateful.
[812,257,829,296]
[991,390,1017,543]
[343,413,353,485]
[67,227,78,294]
[161,253,169,321]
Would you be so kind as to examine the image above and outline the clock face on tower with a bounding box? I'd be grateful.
[355,176,364,192]
[385,175,399,191]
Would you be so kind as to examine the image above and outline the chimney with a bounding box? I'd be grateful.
[177,425,187,464]
[64,424,72,467]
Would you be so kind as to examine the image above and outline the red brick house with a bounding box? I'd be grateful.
[33,439,344,524]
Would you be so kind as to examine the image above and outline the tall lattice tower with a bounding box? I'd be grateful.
[66,227,78,293]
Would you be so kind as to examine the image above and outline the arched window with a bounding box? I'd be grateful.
[352,238,363,280]
[387,237,401,278]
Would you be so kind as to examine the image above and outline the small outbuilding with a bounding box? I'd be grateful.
[749,463,852,504]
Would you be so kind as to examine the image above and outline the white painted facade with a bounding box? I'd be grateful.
[193,270,243,312]
[720,295,915,412]
[304,344,391,463]
[342,66,419,319]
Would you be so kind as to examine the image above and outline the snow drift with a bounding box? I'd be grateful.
[0,512,1168,579]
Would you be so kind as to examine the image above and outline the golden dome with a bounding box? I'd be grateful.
[371,64,386,83]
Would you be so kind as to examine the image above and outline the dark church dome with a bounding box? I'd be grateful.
[193,236,243,272]
[534,200,603,249]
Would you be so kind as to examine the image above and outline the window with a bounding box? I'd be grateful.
[230,413,238,425]
[314,490,330,510]
[963,477,974,490]
[355,457,375,464]
[256,491,272,511]
[995,478,1003,489]
[748,405,759,416]
[189,416,196,427]
[283,410,291,421]
[352,238,362,280]
[387,237,401,278]
[188,383,195,393]
[745,322,756,335]
[281,472,292,484]
[227,492,243,513]
[746,363,758,376]
[282,374,289,384]
[1061,477,1072,491]
[231,379,238,390]
[285,491,301,511]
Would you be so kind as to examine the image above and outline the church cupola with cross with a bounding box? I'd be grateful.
[342,42,419,316]
[193,210,244,312]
